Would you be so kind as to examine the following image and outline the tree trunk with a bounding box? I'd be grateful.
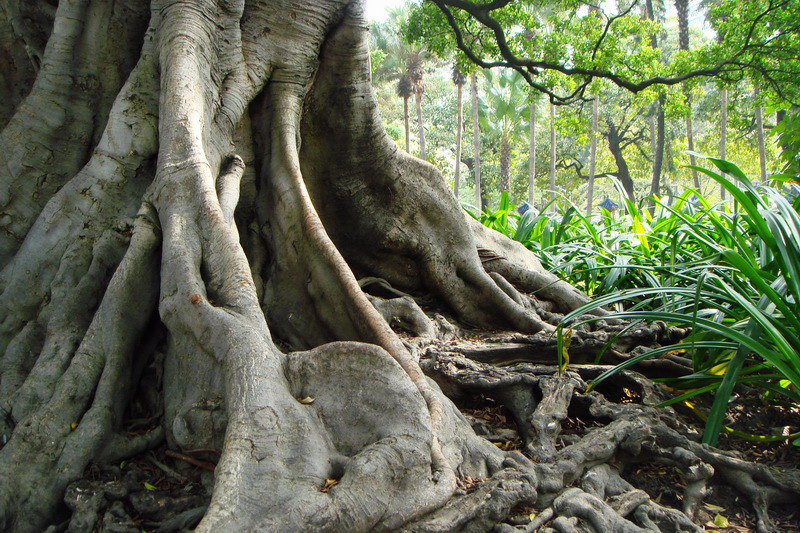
[0,2,796,532]
[415,90,426,160]
[528,97,536,206]
[756,96,767,181]
[500,133,511,195]
[549,102,557,205]
[471,73,484,210]
[607,124,635,202]
[586,95,599,216]
[404,95,410,152]
[453,82,464,198]
[687,102,700,189]
[649,95,666,203]
[721,88,728,199]
[674,0,699,190]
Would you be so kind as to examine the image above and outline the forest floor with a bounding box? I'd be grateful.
[61,321,800,532]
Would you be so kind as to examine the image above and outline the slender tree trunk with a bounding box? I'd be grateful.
[720,88,728,200]
[404,96,410,152]
[528,97,536,206]
[687,101,700,189]
[549,102,557,205]
[500,133,511,195]
[649,95,666,203]
[755,93,767,181]
[586,95,599,216]
[674,0,699,190]
[471,74,483,209]
[454,83,464,198]
[415,91,426,160]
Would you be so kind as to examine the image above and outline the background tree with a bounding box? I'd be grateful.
[452,67,467,195]
[479,69,528,195]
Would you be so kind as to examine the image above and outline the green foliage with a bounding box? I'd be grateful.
[471,158,800,445]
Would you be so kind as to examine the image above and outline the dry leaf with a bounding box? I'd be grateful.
[321,478,338,492]
[298,396,315,404]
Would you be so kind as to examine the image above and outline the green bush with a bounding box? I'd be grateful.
[468,158,800,445]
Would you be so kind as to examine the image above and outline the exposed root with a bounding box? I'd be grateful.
[421,350,800,532]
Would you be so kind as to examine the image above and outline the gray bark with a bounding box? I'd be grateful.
[756,97,767,181]
[720,88,728,200]
[454,81,464,198]
[586,95,598,216]
[549,102,557,205]
[471,73,483,209]
[416,91,426,160]
[0,2,796,532]
[528,97,536,206]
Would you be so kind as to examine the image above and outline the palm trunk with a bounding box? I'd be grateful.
[528,98,536,206]
[549,102,557,205]
[415,91,426,160]
[404,96,410,152]
[471,74,483,209]
[454,83,464,198]
[586,95,599,216]
[500,133,511,195]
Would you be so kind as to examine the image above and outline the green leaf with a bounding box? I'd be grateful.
[143,482,157,491]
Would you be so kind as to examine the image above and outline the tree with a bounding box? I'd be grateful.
[479,69,528,196]
[528,93,538,206]
[471,73,485,209]
[397,74,413,151]
[2,1,798,531]
[674,0,702,191]
[452,67,467,196]
[0,1,597,529]
[407,48,427,159]
[586,95,599,215]
[549,102,557,204]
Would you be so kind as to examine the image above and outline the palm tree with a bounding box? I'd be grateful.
[471,74,483,209]
[479,69,528,197]
[452,67,467,197]
[396,75,413,152]
[406,49,426,160]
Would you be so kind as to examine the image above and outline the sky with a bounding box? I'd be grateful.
[365,0,408,21]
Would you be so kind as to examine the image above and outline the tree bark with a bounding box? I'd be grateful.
[755,93,767,181]
[586,95,599,216]
[607,123,636,202]
[415,90,426,160]
[471,73,484,210]
[721,87,728,199]
[404,95,410,152]
[649,95,666,203]
[528,96,536,206]
[0,2,796,532]
[500,133,511,195]
[454,81,463,197]
[549,102,557,205]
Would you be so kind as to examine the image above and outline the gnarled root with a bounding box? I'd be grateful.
[422,351,800,532]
